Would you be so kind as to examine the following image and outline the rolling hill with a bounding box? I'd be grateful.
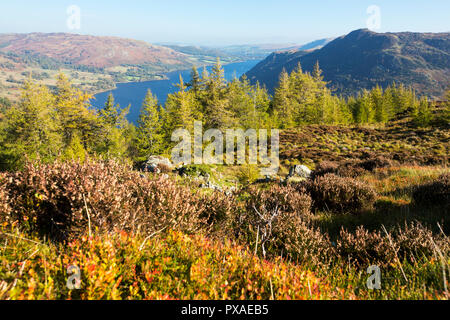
[245,29,450,98]
[0,33,225,99]
[0,33,191,68]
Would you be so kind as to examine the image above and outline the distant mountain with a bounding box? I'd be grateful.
[245,29,450,98]
[283,38,334,51]
[159,44,240,62]
[0,33,190,69]
[216,39,333,60]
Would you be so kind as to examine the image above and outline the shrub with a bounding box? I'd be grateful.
[237,164,260,185]
[312,160,366,178]
[246,184,313,219]
[359,155,392,172]
[394,222,449,262]
[0,173,10,220]
[336,223,449,268]
[304,174,377,213]
[2,159,219,241]
[311,161,339,179]
[336,226,394,267]
[312,156,392,179]
[177,164,212,177]
[0,227,343,300]
[156,163,173,173]
[198,191,241,235]
[235,185,333,265]
[412,173,449,209]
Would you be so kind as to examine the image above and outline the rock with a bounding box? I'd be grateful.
[288,165,312,178]
[142,156,173,172]
[147,155,173,168]
[200,181,222,192]
[143,163,160,173]
[255,175,274,183]
[224,186,237,197]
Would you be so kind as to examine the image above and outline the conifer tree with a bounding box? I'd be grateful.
[54,73,97,150]
[371,85,390,123]
[272,69,295,128]
[354,90,375,124]
[100,93,121,126]
[135,90,163,158]
[162,75,196,136]
[203,58,232,129]
[312,61,323,81]
[188,66,202,94]
[413,96,432,127]
[0,80,61,168]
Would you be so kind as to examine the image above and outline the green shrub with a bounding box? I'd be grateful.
[177,164,212,177]
[237,164,260,185]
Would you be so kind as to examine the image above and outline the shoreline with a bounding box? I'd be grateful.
[93,59,260,96]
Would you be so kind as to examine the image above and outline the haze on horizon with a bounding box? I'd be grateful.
[0,0,449,46]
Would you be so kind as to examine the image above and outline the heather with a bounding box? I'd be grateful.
[0,159,448,300]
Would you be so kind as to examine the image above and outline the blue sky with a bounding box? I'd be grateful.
[0,0,449,45]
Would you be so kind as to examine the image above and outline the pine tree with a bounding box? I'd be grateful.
[63,132,87,161]
[443,90,450,124]
[413,97,432,127]
[354,90,375,124]
[312,61,323,81]
[0,79,62,168]
[188,66,202,94]
[54,73,98,150]
[135,89,163,158]
[162,75,196,137]
[100,93,120,126]
[272,69,295,128]
[202,58,232,129]
[371,85,390,123]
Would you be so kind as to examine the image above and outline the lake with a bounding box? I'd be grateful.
[92,60,260,124]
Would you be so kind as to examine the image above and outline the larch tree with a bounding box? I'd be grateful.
[135,89,163,159]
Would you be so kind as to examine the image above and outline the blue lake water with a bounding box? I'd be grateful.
[92,60,260,124]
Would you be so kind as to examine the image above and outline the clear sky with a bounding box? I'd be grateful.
[0,0,449,46]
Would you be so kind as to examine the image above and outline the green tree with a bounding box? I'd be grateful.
[188,66,202,94]
[272,69,295,128]
[0,80,62,169]
[135,90,163,159]
[54,73,99,151]
[202,58,233,129]
[371,85,390,123]
[354,90,375,124]
[412,97,432,127]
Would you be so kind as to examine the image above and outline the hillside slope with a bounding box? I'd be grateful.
[0,33,190,68]
[245,29,450,98]
[0,33,205,99]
